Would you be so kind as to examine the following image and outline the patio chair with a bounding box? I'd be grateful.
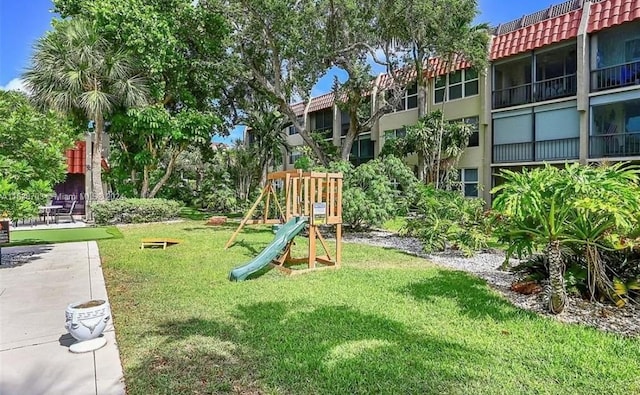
[56,201,77,223]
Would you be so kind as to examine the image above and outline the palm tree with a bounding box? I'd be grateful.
[245,109,290,187]
[23,18,149,202]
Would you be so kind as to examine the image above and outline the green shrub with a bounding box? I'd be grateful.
[404,185,490,256]
[322,156,418,230]
[92,198,183,225]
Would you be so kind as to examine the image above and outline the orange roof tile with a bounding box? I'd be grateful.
[66,141,86,174]
[491,9,582,60]
[377,56,472,89]
[292,92,335,116]
[588,0,640,33]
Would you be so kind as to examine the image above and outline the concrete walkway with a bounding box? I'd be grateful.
[0,242,125,395]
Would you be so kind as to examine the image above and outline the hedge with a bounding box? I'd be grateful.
[92,198,183,225]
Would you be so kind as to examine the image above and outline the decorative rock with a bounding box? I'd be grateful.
[206,216,227,226]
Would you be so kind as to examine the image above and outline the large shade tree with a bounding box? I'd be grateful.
[53,0,232,198]
[0,90,76,221]
[228,0,489,166]
[23,18,149,202]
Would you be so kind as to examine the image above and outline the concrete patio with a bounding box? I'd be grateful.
[0,241,125,395]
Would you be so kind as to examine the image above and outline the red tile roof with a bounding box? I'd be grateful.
[491,9,582,60]
[66,141,86,174]
[376,56,472,90]
[428,56,473,78]
[588,0,640,33]
[292,92,335,116]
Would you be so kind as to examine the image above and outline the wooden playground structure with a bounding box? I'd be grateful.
[225,170,343,275]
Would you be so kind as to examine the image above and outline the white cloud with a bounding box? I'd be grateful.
[1,78,27,92]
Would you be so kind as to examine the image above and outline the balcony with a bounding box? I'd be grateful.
[534,74,577,101]
[591,61,640,92]
[493,84,532,109]
[492,75,577,109]
[493,137,580,163]
[589,133,640,158]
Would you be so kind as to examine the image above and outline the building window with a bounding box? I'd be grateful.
[348,133,375,166]
[289,150,302,165]
[312,109,333,139]
[289,116,304,135]
[388,83,418,112]
[450,117,479,147]
[384,127,407,140]
[435,69,479,104]
[459,168,479,197]
[341,110,350,136]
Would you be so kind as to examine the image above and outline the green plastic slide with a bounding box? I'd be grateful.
[229,217,308,282]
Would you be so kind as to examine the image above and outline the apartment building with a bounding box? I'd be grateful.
[249,0,640,204]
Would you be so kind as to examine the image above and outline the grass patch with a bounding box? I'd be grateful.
[179,207,243,221]
[8,226,122,246]
[381,217,407,233]
[99,221,640,395]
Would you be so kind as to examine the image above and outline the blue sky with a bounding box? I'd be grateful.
[1,0,560,142]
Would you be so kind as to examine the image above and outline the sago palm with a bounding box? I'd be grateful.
[492,163,640,314]
[492,165,572,314]
[23,18,149,202]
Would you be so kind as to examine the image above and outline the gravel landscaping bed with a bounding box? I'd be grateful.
[344,230,640,337]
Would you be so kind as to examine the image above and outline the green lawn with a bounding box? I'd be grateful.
[7,226,122,246]
[98,221,640,395]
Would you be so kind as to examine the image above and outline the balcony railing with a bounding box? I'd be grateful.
[493,74,578,109]
[589,133,640,158]
[492,83,532,109]
[591,60,640,92]
[535,137,579,161]
[493,137,579,163]
[534,74,577,102]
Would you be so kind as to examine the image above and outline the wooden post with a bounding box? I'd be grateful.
[336,224,342,267]
[224,187,267,249]
[336,178,343,267]
[263,183,271,222]
[304,177,310,216]
[285,173,291,221]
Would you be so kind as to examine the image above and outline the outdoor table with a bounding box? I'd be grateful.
[39,205,63,224]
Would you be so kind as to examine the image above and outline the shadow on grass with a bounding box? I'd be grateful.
[128,302,488,394]
[400,269,529,321]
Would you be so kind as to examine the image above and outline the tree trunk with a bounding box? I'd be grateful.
[148,153,179,198]
[260,160,268,188]
[417,152,426,182]
[585,245,612,301]
[140,166,150,198]
[340,121,358,161]
[91,116,106,202]
[546,240,567,314]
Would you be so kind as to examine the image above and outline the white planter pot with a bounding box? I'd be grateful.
[64,299,111,353]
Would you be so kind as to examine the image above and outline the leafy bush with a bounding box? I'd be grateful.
[322,156,418,230]
[92,198,182,225]
[492,163,640,312]
[404,185,490,256]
